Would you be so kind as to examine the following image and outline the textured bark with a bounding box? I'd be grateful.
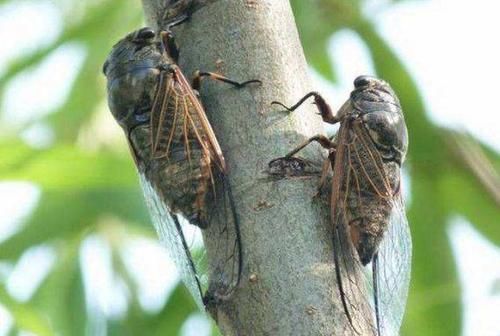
[141,0,372,335]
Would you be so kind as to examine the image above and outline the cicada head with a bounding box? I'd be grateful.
[351,75,408,165]
[103,27,174,133]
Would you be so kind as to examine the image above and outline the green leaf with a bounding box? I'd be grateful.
[307,42,337,82]
[0,286,54,336]
[0,187,151,261]
[0,141,151,260]
[48,1,143,141]
[149,284,199,336]
[106,282,198,336]
[0,1,143,141]
[0,142,138,190]
[30,236,86,336]
[440,163,500,245]
[290,0,342,81]
[112,245,141,308]
[404,177,461,336]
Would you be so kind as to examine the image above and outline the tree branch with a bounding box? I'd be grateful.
[141,0,373,334]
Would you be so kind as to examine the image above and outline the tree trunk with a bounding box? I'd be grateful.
[140,1,373,334]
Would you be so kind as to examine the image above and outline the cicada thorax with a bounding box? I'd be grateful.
[104,29,166,130]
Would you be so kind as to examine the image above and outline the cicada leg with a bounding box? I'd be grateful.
[284,134,335,157]
[315,153,334,197]
[191,71,261,91]
[159,13,193,63]
[162,4,191,29]
[276,134,337,196]
[272,91,340,124]
[160,30,181,63]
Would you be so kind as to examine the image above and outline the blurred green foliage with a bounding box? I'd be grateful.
[0,0,498,335]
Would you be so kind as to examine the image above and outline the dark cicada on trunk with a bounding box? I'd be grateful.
[270,76,411,336]
[103,22,259,308]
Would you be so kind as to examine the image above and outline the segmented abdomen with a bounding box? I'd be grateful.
[157,145,212,229]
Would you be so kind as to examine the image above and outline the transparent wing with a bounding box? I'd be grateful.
[333,209,379,335]
[331,121,379,335]
[333,168,379,335]
[136,67,242,307]
[375,196,412,335]
[202,171,243,303]
[334,120,411,335]
[138,173,206,309]
[137,166,242,309]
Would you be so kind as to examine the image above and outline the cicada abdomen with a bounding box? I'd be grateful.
[270,76,411,336]
[103,24,258,308]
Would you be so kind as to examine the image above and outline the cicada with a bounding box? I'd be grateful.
[270,76,411,335]
[103,20,259,308]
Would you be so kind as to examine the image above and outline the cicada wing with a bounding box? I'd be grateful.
[330,121,378,335]
[202,169,243,302]
[146,66,242,303]
[171,67,241,300]
[172,67,226,171]
[350,122,394,200]
[375,196,412,335]
[150,70,173,158]
[138,173,206,309]
[333,181,379,335]
[349,123,412,335]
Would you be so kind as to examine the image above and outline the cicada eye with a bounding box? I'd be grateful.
[136,27,156,40]
[102,60,109,75]
[354,75,376,88]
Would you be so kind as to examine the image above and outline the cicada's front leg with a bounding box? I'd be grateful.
[191,70,261,91]
[272,91,340,125]
[268,134,337,196]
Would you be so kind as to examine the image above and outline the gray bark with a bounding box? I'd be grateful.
[141,0,372,334]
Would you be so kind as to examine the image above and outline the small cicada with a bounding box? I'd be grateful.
[271,76,411,335]
[103,19,259,308]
